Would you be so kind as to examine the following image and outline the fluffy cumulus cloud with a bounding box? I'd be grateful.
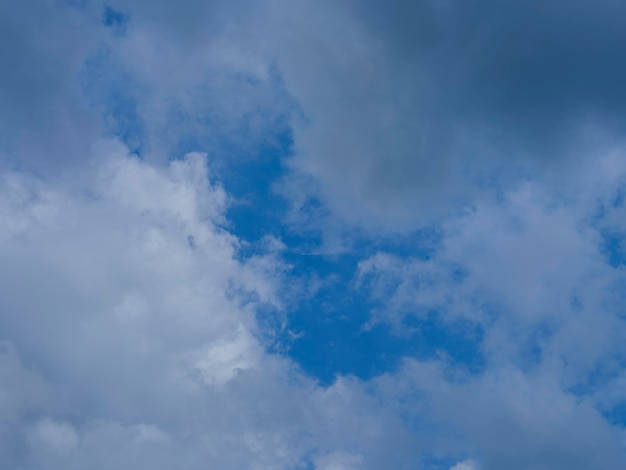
[449,461,479,470]
[0,143,417,469]
[3,0,626,469]
[357,150,626,467]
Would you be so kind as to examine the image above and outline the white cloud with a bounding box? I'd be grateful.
[4,1,626,468]
[133,423,170,444]
[29,419,79,454]
[450,460,479,470]
[358,150,626,368]
[0,141,419,468]
[315,451,364,470]
[354,148,626,467]
[371,359,625,470]
[191,326,260,387]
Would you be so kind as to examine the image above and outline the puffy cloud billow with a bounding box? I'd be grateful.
[3,1,626,469]
[0,144,416,469]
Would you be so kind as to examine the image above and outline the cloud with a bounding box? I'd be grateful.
[0,0,102,172]
[355,147,626,467]
[4,1,626,468]
[272,0,626,229]
[29,419,79,454]
[315,451,364,470]
[372,359,625,470]
[86,0,291,165]
[6,0,626,229]
[0,141,420,468]
[450,460,479,470]
[357,147,626,362]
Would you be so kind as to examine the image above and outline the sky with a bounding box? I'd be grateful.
[2,1,626,469]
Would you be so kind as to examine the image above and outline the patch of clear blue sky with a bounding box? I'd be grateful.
[219,129,485,384]
[103,5,129,33]
[607,403,626,428]
[90,4,486,386]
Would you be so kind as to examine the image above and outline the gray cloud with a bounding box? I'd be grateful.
[3,1,626,468]
[263,0,626,228]
[5,0,626,226]
[354,0,626,154]
[0,0,102,172]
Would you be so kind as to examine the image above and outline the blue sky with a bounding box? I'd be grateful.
[2,1,626,469]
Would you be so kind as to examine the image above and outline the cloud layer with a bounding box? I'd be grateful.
[3,0,626,469]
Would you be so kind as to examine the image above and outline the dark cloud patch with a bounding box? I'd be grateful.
[353,0,626,158]
[0,0,101,172]
[268,0,626,229]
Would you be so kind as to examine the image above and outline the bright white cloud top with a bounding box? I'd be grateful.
[2,1,626,469]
